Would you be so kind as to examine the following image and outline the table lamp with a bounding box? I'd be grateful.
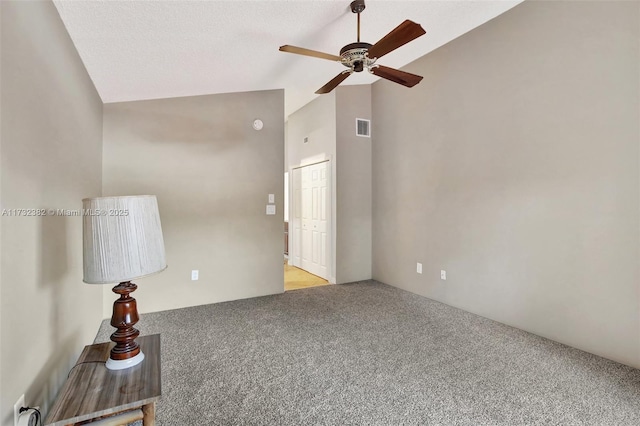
[82,195,167,370]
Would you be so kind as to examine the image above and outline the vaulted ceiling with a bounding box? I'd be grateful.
[53,0,522,117]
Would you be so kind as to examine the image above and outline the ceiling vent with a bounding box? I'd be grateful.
[356,118,371,137]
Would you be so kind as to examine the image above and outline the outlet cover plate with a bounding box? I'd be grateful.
[416,263,422,274]
[14,394,25,426]
[441,270,447,280]
[191,270,199,280]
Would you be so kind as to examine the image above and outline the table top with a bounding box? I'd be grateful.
[45,334,162,426]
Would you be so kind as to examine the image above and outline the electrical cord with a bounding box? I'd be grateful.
[67,361,106,378]
[18,406,41,425]
[13,362,108,426]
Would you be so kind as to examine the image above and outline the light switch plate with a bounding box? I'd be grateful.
[266,205,276,215]
[191,270,199,281]
[268,194,275,203]
[416,263,422,274]
[441,270,447,280]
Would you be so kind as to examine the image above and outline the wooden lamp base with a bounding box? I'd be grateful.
[107,281,145,370]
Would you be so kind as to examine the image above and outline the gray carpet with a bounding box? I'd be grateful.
[95,280,640,425]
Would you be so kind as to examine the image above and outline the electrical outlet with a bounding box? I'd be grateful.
[441,270,447,280]
[14,394,25,426]
[191,270,199,281]
[416,263,422,274]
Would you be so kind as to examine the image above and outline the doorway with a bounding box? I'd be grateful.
[285,160,331,290]
[284,261,329,291]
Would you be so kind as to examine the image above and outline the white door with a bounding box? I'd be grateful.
[291,161,330,279]
[291,168,302,267]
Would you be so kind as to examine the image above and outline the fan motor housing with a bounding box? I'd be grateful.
[340,42,373,73]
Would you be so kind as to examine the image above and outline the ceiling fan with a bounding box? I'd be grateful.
[279,0,426,95]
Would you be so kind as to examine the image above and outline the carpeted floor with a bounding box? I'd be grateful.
[95,281,640,425]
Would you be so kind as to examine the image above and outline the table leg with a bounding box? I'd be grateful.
[142,402,155,426]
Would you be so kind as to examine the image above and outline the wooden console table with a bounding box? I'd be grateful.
[45,334,161,426]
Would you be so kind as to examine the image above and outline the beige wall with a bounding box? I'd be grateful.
[372,1,640,367]
[287,94,337,169]
[0,1,4,413]
[336,85,372,283]
[0,1,104,424]
[102,90,285,315]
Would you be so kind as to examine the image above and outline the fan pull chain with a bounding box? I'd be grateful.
[357,12,360,42]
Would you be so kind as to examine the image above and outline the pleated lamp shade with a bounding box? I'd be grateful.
[83,195,167,284]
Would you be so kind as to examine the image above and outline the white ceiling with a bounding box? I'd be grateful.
[53,0,522,117]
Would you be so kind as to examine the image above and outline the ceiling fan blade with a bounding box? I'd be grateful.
[367,20,426,59]
[279,45,342,62]
[315,72,352,94]
[371,65,423,88]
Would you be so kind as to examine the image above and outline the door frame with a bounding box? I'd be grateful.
[288,157,334,284]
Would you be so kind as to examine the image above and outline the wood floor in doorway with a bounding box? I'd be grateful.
[284,261,329,291]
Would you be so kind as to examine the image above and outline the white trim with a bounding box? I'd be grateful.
[291,154,333,170]
[105,351,145,370]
